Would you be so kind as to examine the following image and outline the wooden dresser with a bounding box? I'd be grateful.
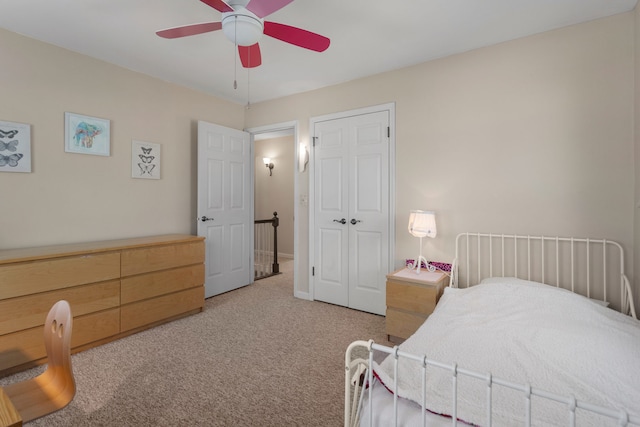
[0,234,205,375]
[385,267,447,343]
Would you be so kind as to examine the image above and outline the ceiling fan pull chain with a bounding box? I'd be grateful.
[233,16,238,90]
[246,49,251,109]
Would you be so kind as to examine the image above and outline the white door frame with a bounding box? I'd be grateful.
[308,103,396,302]
[246,120,300,296]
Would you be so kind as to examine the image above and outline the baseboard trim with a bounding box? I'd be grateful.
[294,290,311,300]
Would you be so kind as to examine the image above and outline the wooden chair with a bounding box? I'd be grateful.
[3,300,76,423]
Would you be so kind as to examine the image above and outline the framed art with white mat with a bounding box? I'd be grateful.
[131,140,161,179]
[0,120,31,173]
[64,112,110,156]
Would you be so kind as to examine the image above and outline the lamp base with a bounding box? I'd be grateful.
[413,255,436,274]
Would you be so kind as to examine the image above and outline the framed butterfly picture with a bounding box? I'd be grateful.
[0,120,31,173]
[131,140,161,180]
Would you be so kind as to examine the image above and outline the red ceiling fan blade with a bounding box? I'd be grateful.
[238,44,262,68]
[200,0,233,13]
[156,22,222,39]
[263,22,330,52]
[245,0,294,18]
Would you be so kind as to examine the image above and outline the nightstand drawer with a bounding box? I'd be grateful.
[386,308,427,340]
[386,280,441,315]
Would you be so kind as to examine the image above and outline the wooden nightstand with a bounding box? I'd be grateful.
[385,267,448,343]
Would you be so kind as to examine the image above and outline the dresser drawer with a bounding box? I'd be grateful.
[72,308,121,349]
[0,308,120,371]
[0,280,120,335]
[0,252,120,299]
[121,241,204,276]
[386,280,442,315]
[121,286,204,332]
[121,264,204,304]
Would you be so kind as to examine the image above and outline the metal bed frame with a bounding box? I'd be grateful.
[345,233,639,427]
[450,233,636,318]
[345,339,640,427]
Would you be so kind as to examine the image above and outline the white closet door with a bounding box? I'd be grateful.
[313,117,350,306]
[347,111,389,315]
[313,110,390,315]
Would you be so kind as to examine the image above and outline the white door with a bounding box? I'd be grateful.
[313,110,390,315]
[313,117,350,306]
[197,121,253,298]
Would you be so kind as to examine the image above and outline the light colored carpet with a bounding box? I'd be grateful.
[1,262,391,426]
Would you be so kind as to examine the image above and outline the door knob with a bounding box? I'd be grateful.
[350,218,362,225]
[333,218,347,225]
[199,216,214,222]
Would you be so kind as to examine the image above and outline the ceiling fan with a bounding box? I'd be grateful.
[156,0,330,68]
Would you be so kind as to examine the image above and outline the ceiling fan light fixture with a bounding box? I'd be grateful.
[222,9,264,46]
[156,0,330,70]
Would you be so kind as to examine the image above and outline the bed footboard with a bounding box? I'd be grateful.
[345,340,640,427]
[345,340,371,427]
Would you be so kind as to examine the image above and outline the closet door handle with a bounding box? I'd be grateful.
[199,216,214,222]
[333,218,347,225]
[350,218,362,225]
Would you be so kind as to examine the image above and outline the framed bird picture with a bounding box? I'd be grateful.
[131,140,161,180]
[64,112,110,156]
[0,120,31,173]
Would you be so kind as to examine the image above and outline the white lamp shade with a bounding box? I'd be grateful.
[408,210,437,238]
[263,157,271,165]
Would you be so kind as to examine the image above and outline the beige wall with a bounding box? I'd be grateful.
[2,12,637,308]
[254,136,295,256]
[0,28,244,249]
[246,12,636,301]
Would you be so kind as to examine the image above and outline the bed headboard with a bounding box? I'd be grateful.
[450,232,636,319]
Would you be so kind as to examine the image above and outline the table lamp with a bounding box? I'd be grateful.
[408,210,437,274]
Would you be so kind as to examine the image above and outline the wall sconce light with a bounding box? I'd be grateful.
[298,143,309,173]
[263,157,274,176]
[408,210,437,274]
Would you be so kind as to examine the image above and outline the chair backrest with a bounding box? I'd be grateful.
[2,300,76,422]
[44,300,74,377]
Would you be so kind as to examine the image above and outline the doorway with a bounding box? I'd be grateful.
[247,121,299,294]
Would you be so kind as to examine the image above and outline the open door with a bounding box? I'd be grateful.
[197,121,253,298]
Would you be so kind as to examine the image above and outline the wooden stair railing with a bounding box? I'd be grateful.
[254,211,280,280]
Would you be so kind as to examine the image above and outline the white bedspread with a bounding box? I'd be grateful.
[374,279,640,426]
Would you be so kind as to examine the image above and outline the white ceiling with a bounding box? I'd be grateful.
[1,0,636,105]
